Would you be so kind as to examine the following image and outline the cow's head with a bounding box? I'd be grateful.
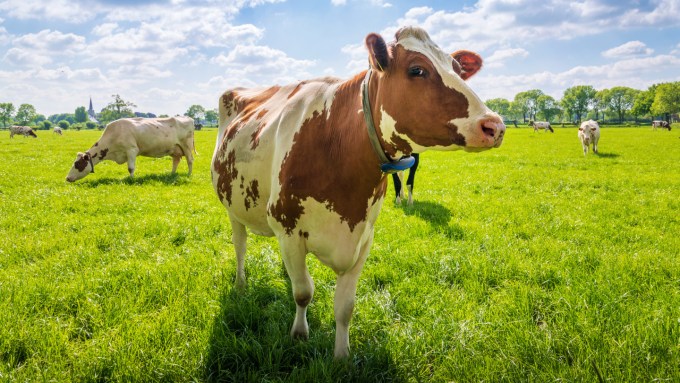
[28,129,37,138]
[66,152,94,182]
[365,26,505,156]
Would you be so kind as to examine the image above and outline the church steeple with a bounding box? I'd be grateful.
[87,97,98,123]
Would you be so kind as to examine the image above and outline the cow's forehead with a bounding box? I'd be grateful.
[395,33,452,71]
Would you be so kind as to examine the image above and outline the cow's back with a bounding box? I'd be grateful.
[103,117,194,157]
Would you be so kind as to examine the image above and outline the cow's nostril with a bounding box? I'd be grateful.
[482,126,495,137]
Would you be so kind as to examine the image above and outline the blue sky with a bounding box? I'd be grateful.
[1,0,679,117]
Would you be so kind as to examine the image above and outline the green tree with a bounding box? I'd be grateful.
[604,87,639,123]
[42,120,52,130]
[593,89,610,121]
[536,95,562,122]
[514,89,544,122]
[651,82,680,121]
[0,102,15,129]
[485,98,511,119]
[75,106,88,123]
[631,86,656,121]
[58,120,70,130]
[185,104,206,122]
[100,94,136,124]
[205,109,218,126]
[561,85,597,123]
[15,104,37,126]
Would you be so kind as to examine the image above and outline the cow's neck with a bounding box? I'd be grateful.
[85,142,108,166]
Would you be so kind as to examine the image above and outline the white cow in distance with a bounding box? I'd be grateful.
[66,116,195,182]
[578,120,600,155]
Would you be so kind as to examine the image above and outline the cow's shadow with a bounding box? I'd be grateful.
[397,200,465,240]
[594,152,620,158]
[204,274,400,381]
[77,173,190,188]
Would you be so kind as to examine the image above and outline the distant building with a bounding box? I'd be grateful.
[87,97,98,123]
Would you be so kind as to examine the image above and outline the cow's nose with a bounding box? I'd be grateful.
[66,176,73,183]
[478,115,505,143]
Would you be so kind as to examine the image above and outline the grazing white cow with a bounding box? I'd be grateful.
[529,120,554,133]
[652,120,671,131]
[212,26,505,358]
[53,126,63,135]
[66,116,195,182]
[9,125,37,138]
[578,120,600,155]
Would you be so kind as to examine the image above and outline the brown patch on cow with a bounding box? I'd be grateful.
[98,148,109,160]
[250,109,269,149]
[224,87,280,146]
[386,132,413,157]
[213,147,238,206]
[268,77,385,234]
[287,82,305,99]
[245,179,259,211]
[376,45,469,148]
[298,230,309,239]
[74,155,89,172]
[221,91,238,118]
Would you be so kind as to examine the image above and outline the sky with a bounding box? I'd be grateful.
[1,0,679,118]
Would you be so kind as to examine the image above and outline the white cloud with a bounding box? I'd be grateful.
[13,29,86,53]
[0,0,97,23]
[602,41,653,58]
[2,47,52,67]
[331,0,347,5]
[485,47,529,68]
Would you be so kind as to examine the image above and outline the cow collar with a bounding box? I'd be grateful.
[361,68,416,174]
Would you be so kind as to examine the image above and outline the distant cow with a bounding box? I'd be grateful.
[578,120,600,155]
[212,26,505,358]
[66,116,195,182]
[53,126,63,135]
[393,153,420,205]
[194,122,203,131]
[9,125,37,138]
[652,120,671,131]
[529,120,554,133]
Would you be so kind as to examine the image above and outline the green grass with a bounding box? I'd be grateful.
[1,126,678,382]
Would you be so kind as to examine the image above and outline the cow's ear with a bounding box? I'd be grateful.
[76,152,84,159]
[452,50,483,80]
[366,33,389,72]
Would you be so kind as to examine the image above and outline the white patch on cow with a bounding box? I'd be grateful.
[265,195,384,274]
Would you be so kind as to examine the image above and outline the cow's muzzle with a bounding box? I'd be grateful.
[479,115,506,148]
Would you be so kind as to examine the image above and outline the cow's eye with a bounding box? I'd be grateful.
[408,66,426,77]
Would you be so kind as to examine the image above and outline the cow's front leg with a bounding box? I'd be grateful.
[279,237,314,340]
[126,149,139,177]
[333,235,370,358]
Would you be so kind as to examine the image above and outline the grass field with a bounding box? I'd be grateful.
[1,126,678,382]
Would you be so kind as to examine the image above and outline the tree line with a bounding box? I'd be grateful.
[486,81,680,124]
[0,94,218,130]
[3,82,678,131]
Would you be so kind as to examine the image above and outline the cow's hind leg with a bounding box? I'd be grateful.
[171,155,181,174]
[229,215,247,289]
[279,237,314,340]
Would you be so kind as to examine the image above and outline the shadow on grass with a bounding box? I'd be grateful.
[595,152,620,158]
[78,172,190,188]
[205,278,400,382]
[397,200,464,240]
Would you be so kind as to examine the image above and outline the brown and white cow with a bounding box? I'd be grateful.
[578,120,600,155]
[10,125,37,138]
[66,116,195,182]
[529,120,554,132]
[211,26,505,358]
[652,120,671,131]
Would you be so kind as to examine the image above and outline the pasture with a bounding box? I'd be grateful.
[1,126,678,382]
